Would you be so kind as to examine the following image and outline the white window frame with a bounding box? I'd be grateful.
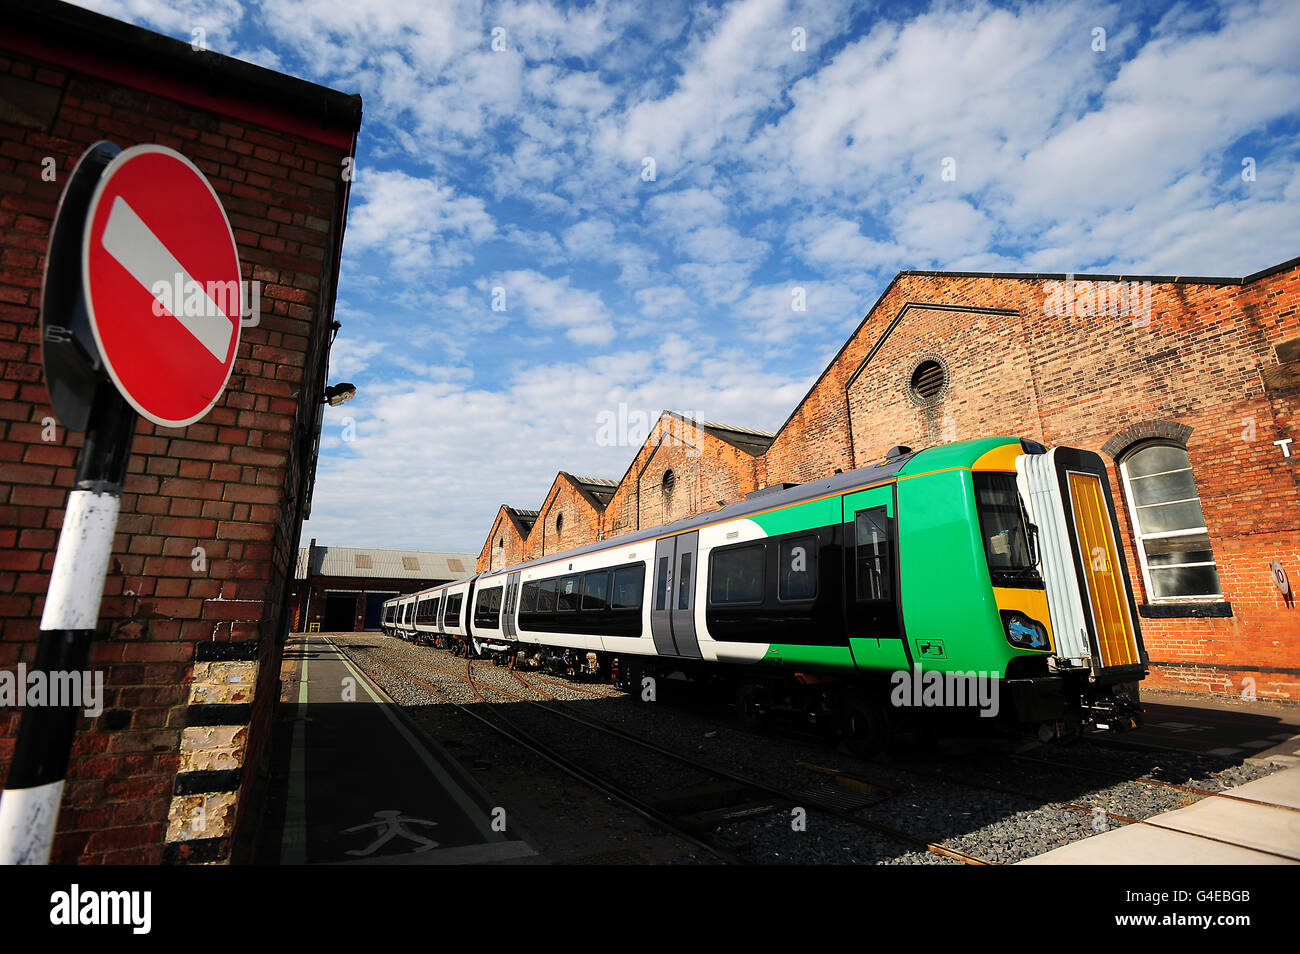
[1119,442,1223,603]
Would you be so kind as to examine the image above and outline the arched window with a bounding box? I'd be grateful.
[662,468,676,498]
[555,512,564,537]
[1118,443,1222,601]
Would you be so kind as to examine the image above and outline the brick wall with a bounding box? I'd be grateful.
[602,412,765,537]
[527,474,606,559]
[0,13,358,863]
[477,506,531,572]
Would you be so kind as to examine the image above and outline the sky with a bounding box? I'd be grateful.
[76,0,1300,554]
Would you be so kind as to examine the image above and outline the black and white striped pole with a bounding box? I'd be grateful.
[0,383,136,864]
[0,141,131,864]
[0,138,242,863]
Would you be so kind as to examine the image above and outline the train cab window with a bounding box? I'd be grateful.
[973,474,1039,586]
[611,564,645,610]
[558,576,580,612]
[582,571,608,611]
[521,582,539,613]
[779,536,818,601]
[710,544,765,604]
[655,556,670,610]
[537,579,557,613]
[855,508,893,601]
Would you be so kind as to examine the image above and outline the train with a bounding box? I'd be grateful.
[382,437,1148,752]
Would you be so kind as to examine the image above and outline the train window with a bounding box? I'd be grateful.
[537,579,557,613]
[474,586,503,627]
[1120,443,1222,600]
[855,508,892,602]
[429,597,440,622]
[443,594,462,625]
[558,575,580,612]
[710,544,765,604]
[655,556,670,610]
[582,571,608,611]
[779,536,818,601]
[521,582,538,613]
[611,564,645,610]
[677,552,692,609]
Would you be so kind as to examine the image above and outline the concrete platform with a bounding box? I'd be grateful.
[1129,689,1300,762]
[1019,767,1300,864]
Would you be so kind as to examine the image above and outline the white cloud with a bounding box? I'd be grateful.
[494,270,616,345]
[347,169,496,275]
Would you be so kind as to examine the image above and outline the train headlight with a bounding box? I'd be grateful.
[1002,612,1049,651]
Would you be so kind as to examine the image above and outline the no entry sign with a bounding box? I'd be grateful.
[81,144,242,427]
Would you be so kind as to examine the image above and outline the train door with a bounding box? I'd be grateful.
[841,485,905,659]
[501,571,520,639]
[649,532,703,658]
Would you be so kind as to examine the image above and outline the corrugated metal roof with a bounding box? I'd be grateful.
[569,475,618,487]
[295,546,476,581]
[697,419,777,456]
[566,474,618,508]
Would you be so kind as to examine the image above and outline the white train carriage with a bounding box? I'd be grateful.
[472,542,649,666]
[380,598,398,635]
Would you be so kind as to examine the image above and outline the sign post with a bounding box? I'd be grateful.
[0,142,241,863]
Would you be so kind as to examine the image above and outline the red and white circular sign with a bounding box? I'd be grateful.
[82,144,242,428]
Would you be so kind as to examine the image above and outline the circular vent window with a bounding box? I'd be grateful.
[908,359,948,405]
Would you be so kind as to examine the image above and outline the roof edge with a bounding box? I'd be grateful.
[8,0,363,145]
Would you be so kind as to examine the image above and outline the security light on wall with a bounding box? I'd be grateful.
[323,382,356,406]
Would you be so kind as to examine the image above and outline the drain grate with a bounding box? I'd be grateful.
[795,779,888,811]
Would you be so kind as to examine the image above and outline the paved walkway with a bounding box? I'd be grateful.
[262,635,536,865]
[1021,766,1300,864]
[1128,689,1300,762]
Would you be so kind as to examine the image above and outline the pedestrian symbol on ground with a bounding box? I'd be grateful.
[343,810,439,856]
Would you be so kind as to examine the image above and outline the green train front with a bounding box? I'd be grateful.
[695,436,1147,739]
[475,436,1148,743]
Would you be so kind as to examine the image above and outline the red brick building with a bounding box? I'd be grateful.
[479,505,538,572]
[0,1,361,862]
[526,473,617,559]
[473,412,776,572]
[482,263,1300,700]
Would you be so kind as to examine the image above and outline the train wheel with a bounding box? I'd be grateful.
[838,693,890,758]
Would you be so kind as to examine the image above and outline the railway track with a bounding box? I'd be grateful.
[331,637,748,864]
[485,652,1296,851]
[449,652,995,864]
